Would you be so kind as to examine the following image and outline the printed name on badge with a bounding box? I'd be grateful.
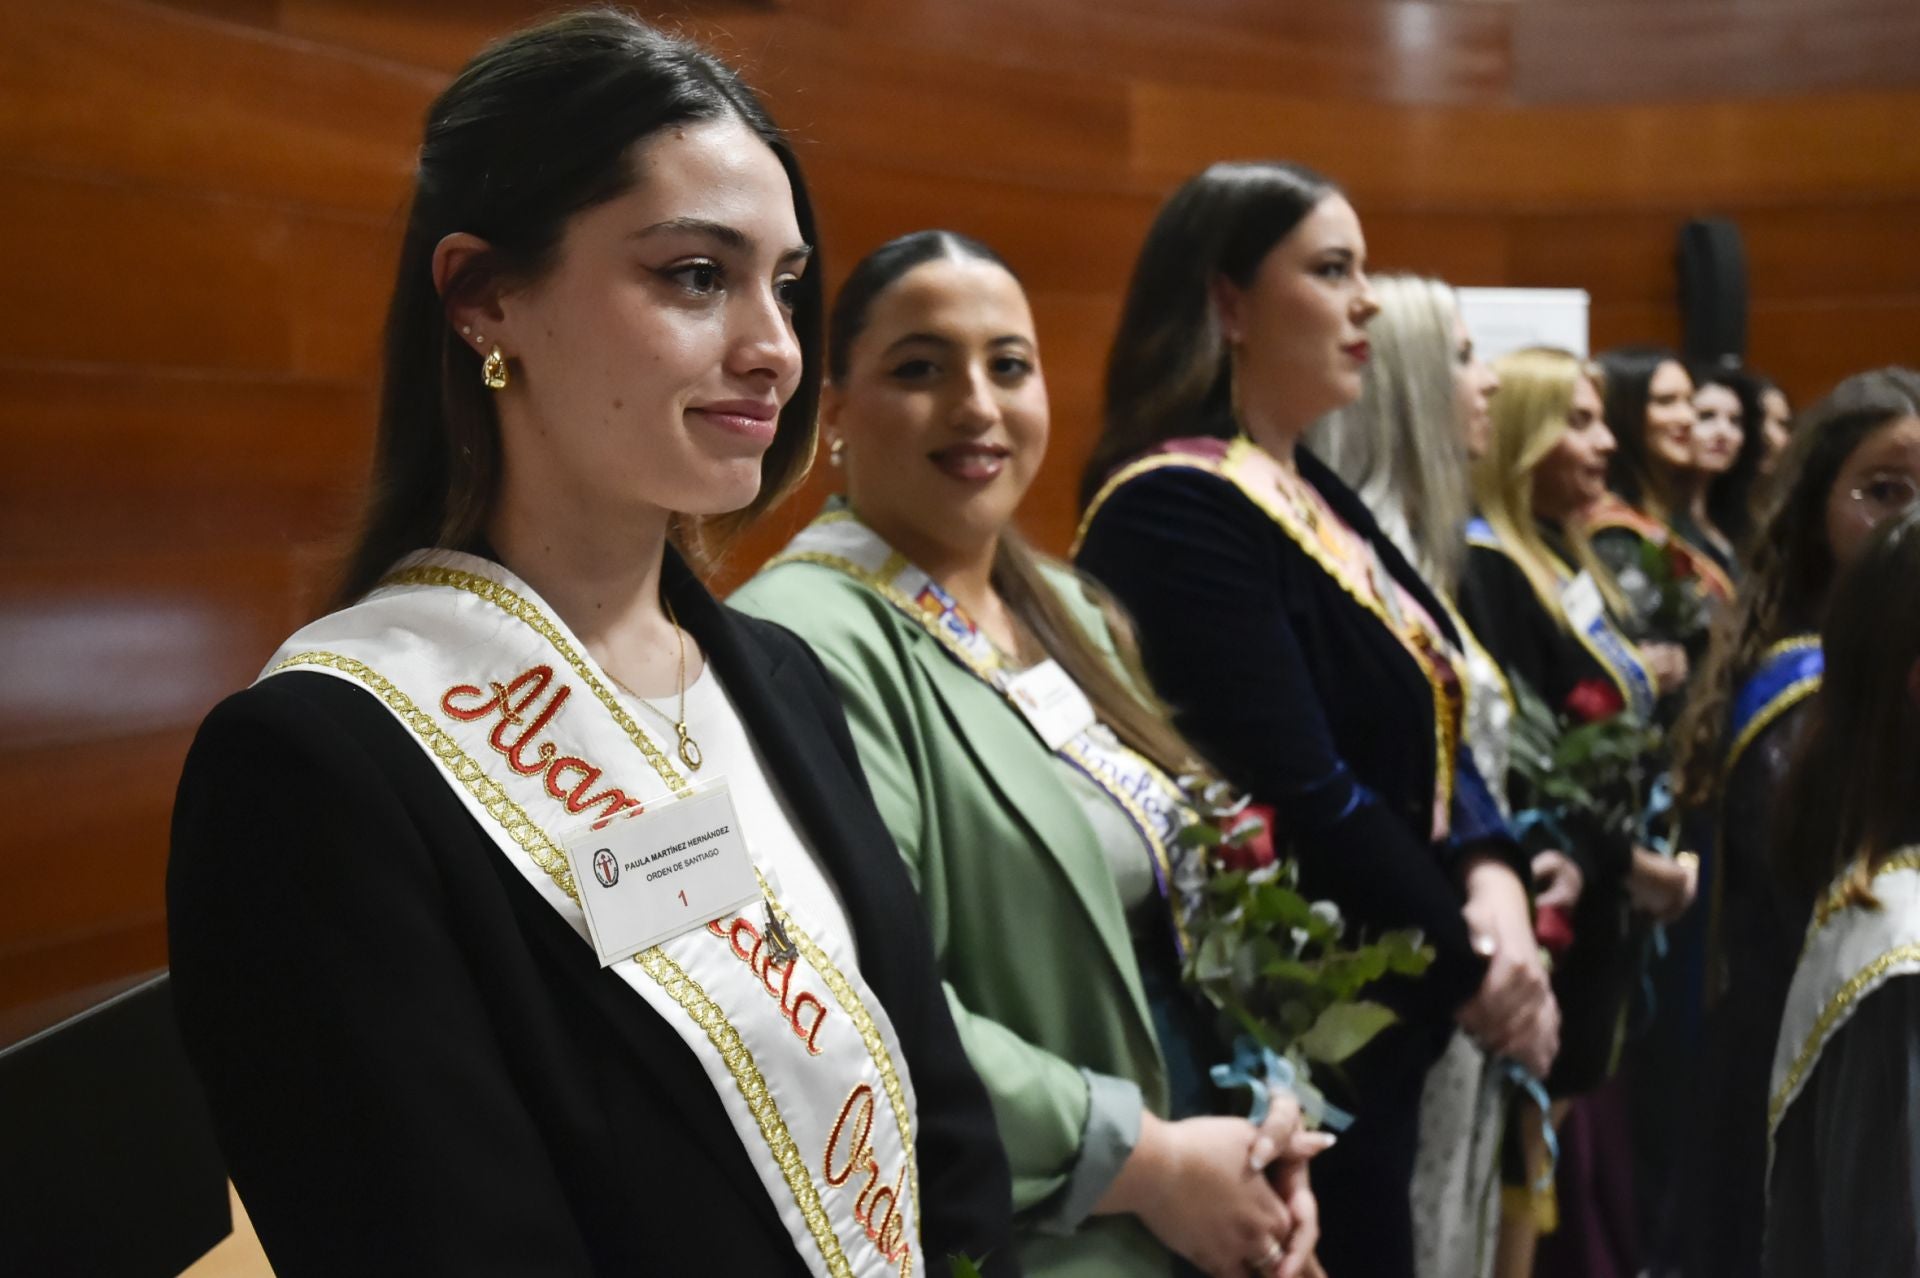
[1004,659,1098,751]
[1561,572,1607,632]
[564,780,761,967]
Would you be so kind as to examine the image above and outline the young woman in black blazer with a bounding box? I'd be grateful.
[1074,161,1557,1277]
[166,14,1014,1275]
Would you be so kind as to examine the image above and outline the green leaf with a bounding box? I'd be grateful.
[1298,1000,1399,1065]
[949,1257,986,1278]
[1183,822,1225,848]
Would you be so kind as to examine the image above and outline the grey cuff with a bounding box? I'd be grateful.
[1032,1069,1144,1236]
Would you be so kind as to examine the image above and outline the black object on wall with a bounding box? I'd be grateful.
[1677,216,1749,367]
[0,973,232,1277]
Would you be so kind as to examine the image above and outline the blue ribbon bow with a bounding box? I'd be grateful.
[1210,1034,1354,1132]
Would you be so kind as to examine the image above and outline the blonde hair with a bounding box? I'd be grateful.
[1310,274,1471,590]
[1473,347,1629,623]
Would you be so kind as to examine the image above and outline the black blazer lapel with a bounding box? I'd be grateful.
[663,552,920,1019]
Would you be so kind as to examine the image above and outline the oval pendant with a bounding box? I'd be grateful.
[678,729,703,771]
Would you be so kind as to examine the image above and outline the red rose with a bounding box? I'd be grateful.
[1665,539,1697,582]
[1217,802,1278,872]
[1535,904,1575,955]
[1563,677,1626,724]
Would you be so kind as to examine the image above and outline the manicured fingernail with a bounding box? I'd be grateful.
[1472,933,1497,957]
[1249,1136,1276,1171]
[1299,1132,1338,1156]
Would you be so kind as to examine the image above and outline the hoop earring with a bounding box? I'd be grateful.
[482,346,508,392]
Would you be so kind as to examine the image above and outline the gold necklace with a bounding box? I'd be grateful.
[608,597,703,772]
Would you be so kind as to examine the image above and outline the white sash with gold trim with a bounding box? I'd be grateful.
[768,508,1197,950]
[259,549,924,1278]
[1769,850,1920,1161]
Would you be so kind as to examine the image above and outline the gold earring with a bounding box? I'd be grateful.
[827,437,846,468]
[482,345,508,391]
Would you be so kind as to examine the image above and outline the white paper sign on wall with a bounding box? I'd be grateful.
[1457,287,1591,362]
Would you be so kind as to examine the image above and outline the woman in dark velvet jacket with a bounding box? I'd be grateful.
[1073,160,1558,1278]
[1662,367,1920,1277]
[166,15,1014,1276]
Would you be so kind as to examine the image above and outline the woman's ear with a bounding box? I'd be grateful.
[1210,273,1246,346]
[819,379,844,434]
[432,232,507,357]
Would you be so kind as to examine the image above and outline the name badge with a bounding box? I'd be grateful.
[564,780,761,967]
[1561,571,1607,632]
[1004,659,1097,751]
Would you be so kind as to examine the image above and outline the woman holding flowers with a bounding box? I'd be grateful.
[1072,162,1555,1277]
[734,231,1331,1278]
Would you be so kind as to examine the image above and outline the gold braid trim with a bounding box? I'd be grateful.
[272,651,580,903]
[1076,440,1460,831]
[1216,440,1458,817]
[1807,849,1920,939]
[272,649,854,1277]
[636,945,854,1278]
[379,564,693,799]
[378,559,915,1263]
[1769,939,1920,1135]
[1722,637,1823,786]
[766,891,923,1235]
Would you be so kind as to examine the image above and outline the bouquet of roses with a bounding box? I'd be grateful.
[1614,535,1711,644]
[1171,781,1433,1119]
[1507,676,1662,848]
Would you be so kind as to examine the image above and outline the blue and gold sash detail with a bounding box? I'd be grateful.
[1726,637,1822,780]
[1465,516,1657,724]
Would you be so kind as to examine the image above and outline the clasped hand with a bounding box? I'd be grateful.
[1456,857,1560,1078]
[1104,1089,1332,1277]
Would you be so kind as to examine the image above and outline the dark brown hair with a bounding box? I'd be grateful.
[1774,505,1920,907]
[1081,161,1338,505]
[1597,345,1688,521]
[1690,359,1769,549]
[1674,367,1920,807]
[333,9,821,606]
[830,230,1205,781]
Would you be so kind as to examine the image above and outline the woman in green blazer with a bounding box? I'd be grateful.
[733,232,1329,1278]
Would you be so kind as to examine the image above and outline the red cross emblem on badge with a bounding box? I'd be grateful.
[592,847,619,889]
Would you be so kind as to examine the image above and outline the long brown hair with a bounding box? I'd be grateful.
[1596,345,1688,523]
[830,231,1205,781]
[1081,161,1338,505]
[1673,367,1920,807]
[1773,507,1920,908]
[332,10,821,608]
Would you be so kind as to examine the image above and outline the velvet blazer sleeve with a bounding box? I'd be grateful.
[1075,465,1488,1020]
[169,678,600,1277]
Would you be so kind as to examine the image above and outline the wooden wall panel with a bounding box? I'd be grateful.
[0,171,393,377]
[3,0,430,214]
[1129,85,1920,206]
[1512,0,1920,103]
[4,0,1918,1023]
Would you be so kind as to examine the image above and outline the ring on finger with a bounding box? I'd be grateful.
[1252,1237,1285,1269]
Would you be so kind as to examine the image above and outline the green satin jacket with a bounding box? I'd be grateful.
[733,557,1177,1278]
